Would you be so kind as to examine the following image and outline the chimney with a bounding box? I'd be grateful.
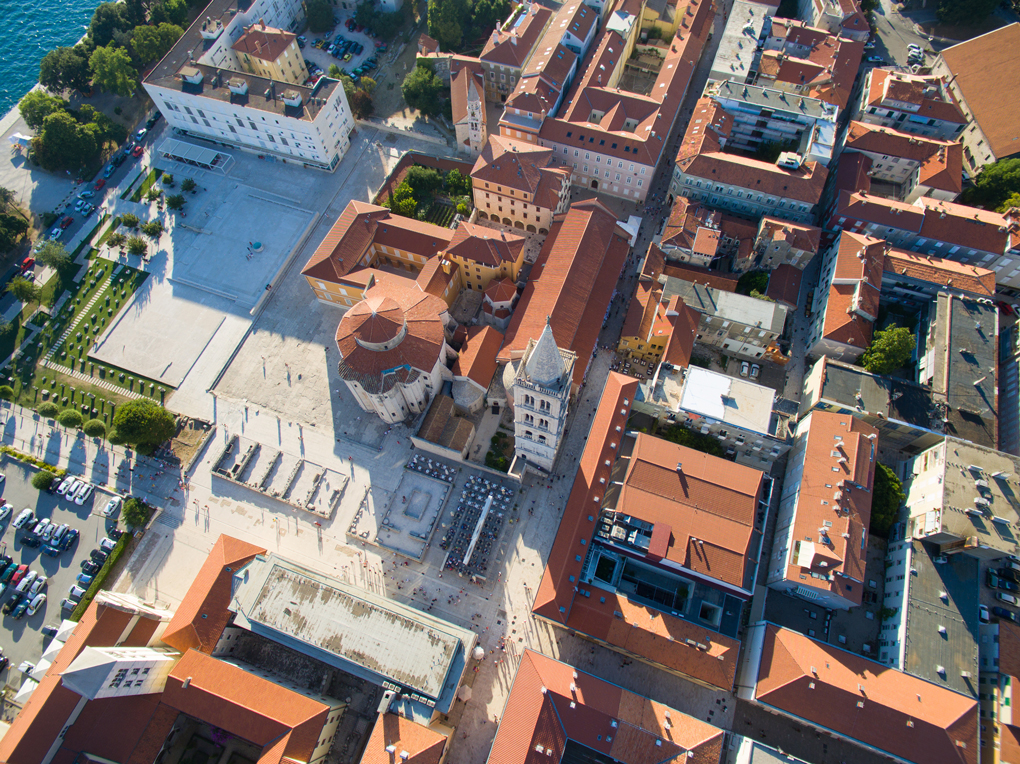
[259,17,265,29]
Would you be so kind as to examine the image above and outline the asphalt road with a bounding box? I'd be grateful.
[0,454,121,699]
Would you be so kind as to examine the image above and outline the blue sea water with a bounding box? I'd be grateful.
[0,0,102,118]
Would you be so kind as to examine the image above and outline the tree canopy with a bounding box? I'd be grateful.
[861,325,916,374]
[736,270,769,296]
[0,214,29,254]
[90,45,138,97]
[401,61,445,117]
[960,158,1020,213]
[306,0,334,32]
[427,0,511,52]
[39,47,92,94]
[7,277,41,304]
[132,22,184,64]
[657,423,725,458]
[112,399,176,449]
[149,0,189,26]
[19,90,67,131]
[89,2,132,47]
[351,90,374,119]
[34,240,71,269]
[33,110,99,172]
[871,463,904,538]
[354,0,406,39]
[937,0,997,25]
[122,497,151,528]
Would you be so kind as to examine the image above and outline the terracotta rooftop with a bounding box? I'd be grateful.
[755,624,978,764]
[487,649,724,764]
[780,412,877,604]
[335,280,449,394]
[864,69,966,126]
[480,4,554,68]
[0,598,168,764]
[362,713,447,764]
[301,201,455,287]
[884,248,995,297]
[484,276,517,304]
[662,296,699,367]
[445,221,526,268]
[613,434,763,589]
[499,199,629,386]
[621,279,660,343]
[532,374,742,690]
[659,256,739,292]
[538,0,714,169]
[660,196,722,256]
[766,263,803,308]
[843,121,962,193]
[759,20,863,108]
[675,98,732,165]
[232,22,296,62]
[758,217,822,256]
[938,23,1020,159]
[450,59,485,124]
[471,135,570,209]
[162,534,266,654]
[453,325,503,389]
[818,231,884,350]
[162,651,330,764]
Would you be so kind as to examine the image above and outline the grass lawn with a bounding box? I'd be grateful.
[0,256,172,426]
[128,168,163,203]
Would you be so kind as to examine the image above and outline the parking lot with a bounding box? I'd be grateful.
[0,455,121,692]
[301,20,386,84]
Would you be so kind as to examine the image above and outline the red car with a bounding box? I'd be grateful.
[997,301,1016,317]
[20,257,34,271]
[131,145,144,158]
[59,216,73,229]
[94,178,106,191]
[10,565,28,585]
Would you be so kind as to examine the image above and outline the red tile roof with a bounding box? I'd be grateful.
[817,231,885,350]
[755,624,978,764]
[615,434,763,588]
[660,196,722,256]
[766,263,803,308]
[335,281,449,393]
[301,201,455,286]
[864,69,966,126]
[0,598,170,764]
[162,535,266,654]
[843,121,962,193]
[662,296,699,367]
[531,374,742,690]
[780,411,877,603]
[487,649,724,764]
[484,276,517,305]
[661,258,739,292]
[499,199,629,386]
[451,60,485,124]
[163,651,330,764]
[445,222,525,268]
[480,4,554,68]
[232,23,296,62]
[757,217,822,257]
[362,714,447,764]
[759,20,863,108]
[938,23,1020,160]
[884,248,995,297]
[471,136,570,210]
[453,325,503,389]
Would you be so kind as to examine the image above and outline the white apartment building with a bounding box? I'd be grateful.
[143,0,353,171]
[854,69,967,141]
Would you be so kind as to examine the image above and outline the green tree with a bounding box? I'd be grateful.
[131,22,184,63]
[31,471,57,491]
[351,89,374,118]
[121,213,139,228]
[141,220,164,237]
[445,168,467,195]
[306,0,334,32]
[34,240,71,269]
[166,193,185,210]
[999,192,1020,213]
[736,270,769,296]
[149,0,188,25]
[39,47,92,94]
[57,409,84,428]
[127,235,147,255]
[861,325,916,374]
[328,63,342,78]
[401,61,445,116]
[937,0,997,24]
[122,497,151,528]
[871,463,904,538]
[0,188,24,219]
[340,75,356,102]
[359,76,377,94]
[108,231,127,248]
[83,419,107,437]
[78,104,128,149]
[90,46,138,97]
[390,182,418,217]
[180,178,196,193]
[7,277,40,304]
[38,402,60,418]
[112,399,176,449]
[961,158,1020,211]
[19,90,67,131]
[0,215,29,253]
[89,3,131,47]
[428,0,467,50]
[405,165,443,194]
[0,385,13,401]
[35,110,99,171]
[471,0,511,37]
[658,423,725,457]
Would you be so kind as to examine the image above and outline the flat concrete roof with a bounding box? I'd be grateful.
[900,540,979,697]
[679,366,775,435]
[231,554,476,704]
[709,0,777,84]
[711,80,837,121]
[659,277,788,333]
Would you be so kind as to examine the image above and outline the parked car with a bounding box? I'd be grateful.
[988,570,1001,589]
[866,55,887,64]
[90,550,108,565]
[0,564,17,583]
[60,216,74,229]
[76,573,93,588]
[99,538,117,553]
[131,145,144,158]
[740,361,750,377]
[999,578,1019,592]
[60,598,77,610]
[0,503,12,524]
[15,571,38,594]
[60,528,79,549]
[27,594,45,616]
[10,565,28,585]
[40,545,62,558]
[136,127,147,141]
[998,592,1018,606]
[1000,567,1020,583]
[49,226,63,240]
[78,190,95,199]
[103,164,115,179]
[2,595,20,615]
[94,178,106,191]
[750,363,760,380]
[56,476,77,497]
[74,484,94,506]
[42,624,59,639]
[21,536,41,549]
[12,508,32,529]
[145,112,161,129]
[80,560,101,575]
[28,577,46,597]
[69,481,91,504]
[995,606,1018,622]
[69,585,87,600]
[10,600,28,619]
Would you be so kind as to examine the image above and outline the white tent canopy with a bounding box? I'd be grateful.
[13,678,38,705]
